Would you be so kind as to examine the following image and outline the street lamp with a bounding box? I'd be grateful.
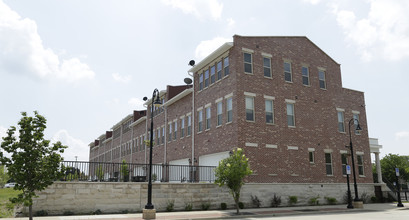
[346,163,353,209]
[143,89,162,211]
[346,118,362,202]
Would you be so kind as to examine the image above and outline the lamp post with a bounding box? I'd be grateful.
[396,168,404,207]
[346,164,353,208]
[143,89,162,212]
[347,118,362,202]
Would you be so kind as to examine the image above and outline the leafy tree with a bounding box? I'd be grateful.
[120,159,129,182]
[380,154,409,183]
[0,112,67,220]
[95,165,104,181]
[215,148,253,214]
[0,164,9,187]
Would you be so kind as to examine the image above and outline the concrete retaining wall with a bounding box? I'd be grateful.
[30,182,376,215]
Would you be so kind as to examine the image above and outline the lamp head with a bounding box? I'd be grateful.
[143,97,148,101]
[355,123,362,131]
[153,95,162,107]
[188,60,195,66]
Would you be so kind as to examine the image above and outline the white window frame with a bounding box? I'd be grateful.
[216,101,223,127]
[205,106,211,130]
[302,66,310,86]
[284,61,292,82]
[286,99,296,127]
[245,94,255,122]
[319,68,326,89]
[264,95,275,124]
[325,152,333,176]
[263,54,272,78]
[337,108,345,133]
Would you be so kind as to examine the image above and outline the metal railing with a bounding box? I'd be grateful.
[60,161,216,183]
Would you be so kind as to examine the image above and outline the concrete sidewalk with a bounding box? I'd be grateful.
[4,203,405,220]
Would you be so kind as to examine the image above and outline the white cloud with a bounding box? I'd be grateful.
[329,0,409,61]
[227,18,235,28]
[303,0,321,5]
[112,72,132,84]
[51,130,89,161]
[128,98,145,110]
[195,37,232,60]
[0,1,95,82]
[162,0,223,21]
[395,131,409,140]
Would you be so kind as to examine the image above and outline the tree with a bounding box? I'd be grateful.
[214,148,253,214]
[0,164,9,187]
[0,112,67,220]
[120,159,129,182]
[380,154,409,183]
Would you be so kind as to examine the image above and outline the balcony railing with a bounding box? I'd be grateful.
[61,161,216,183]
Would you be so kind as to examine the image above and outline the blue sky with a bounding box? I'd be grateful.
[0,0,408,161]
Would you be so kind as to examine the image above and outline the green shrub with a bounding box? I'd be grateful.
[251,195,262,208]
[63,211,74,216]
[121,210,129,214]
[325,197,337,205]
[220,203,227,210]
[308,196,320,206]
[238,202,244,209]
[92,209,102,215]
[288,196,298,206]
[371,196,378,203]
[361,192,369,204]
[185,202,193,211]
[271,194,282,207]
[201,202,210,210]
[166,200,175,212]
[35,210,48,216]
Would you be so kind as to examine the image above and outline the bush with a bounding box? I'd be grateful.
[121,210,129,214]
[201,202,211,210]
[166,200,175,212]
[238,202,244,209]
[35,210,48,216]
[271,194,282,207]
[325,197,337,205]
[371,196,378,203]
[92,209,102,215]
[251,195,262,208]
[63,211,75,216]
[185,202,193,211]
[308,196,319,206]
[361,192,369,204]
[220,203,227,210]
[288,196,298,206]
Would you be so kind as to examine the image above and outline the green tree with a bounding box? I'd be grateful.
[380,154,409,183]
[0,112,67,220]
[0,165,9,187]
[120,159,129,182]
[215,148,253,214]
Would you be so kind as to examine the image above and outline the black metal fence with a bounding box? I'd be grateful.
[61,161,216,183]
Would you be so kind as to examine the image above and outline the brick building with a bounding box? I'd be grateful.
[89,35,373,184]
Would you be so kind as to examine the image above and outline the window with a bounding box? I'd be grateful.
[341,154,348,175]
[198,110,203,132]
[224,57,229,76]
[284,61,292,82]
[217,61,222,80]
[204,69,209,88]
[353,113,360,134]
[181,117,185,138]
[157,128,160,145]
[187,115,192,136]
[199,73,204,90]
[264,57,271,77]
[265,99,274,124]
[319,70,326,89]
[173,121,177,140]
[309,151,315,163]
[210,65,216,84]
[217,102,222,126]
[206,106,211,130]
[357,155,364,176]
[245,97,254,121]
[226,97,232,123]
[302,66,309,86]
[168,123,172,142]
[338,111,345,132]
[244,52,253,74]
[286,103,295,127]
[161,127,165,144]
[325,153,333,175]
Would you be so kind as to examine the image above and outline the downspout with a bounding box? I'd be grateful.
[188,71,195,166]
[144,103,148,165]
[164,105,168,164]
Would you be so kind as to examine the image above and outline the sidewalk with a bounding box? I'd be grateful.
[4,203,405,220]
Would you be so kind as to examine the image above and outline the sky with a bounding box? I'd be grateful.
[0,0,408,161]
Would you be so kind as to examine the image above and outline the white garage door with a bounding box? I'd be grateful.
[198,151,230,182]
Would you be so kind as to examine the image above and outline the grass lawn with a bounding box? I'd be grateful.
[0,188,21,218]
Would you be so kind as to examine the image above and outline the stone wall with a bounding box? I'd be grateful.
[30,182,376,215]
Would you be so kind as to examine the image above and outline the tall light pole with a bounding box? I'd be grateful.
[143,89,162,211]
[347,118,362,202]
